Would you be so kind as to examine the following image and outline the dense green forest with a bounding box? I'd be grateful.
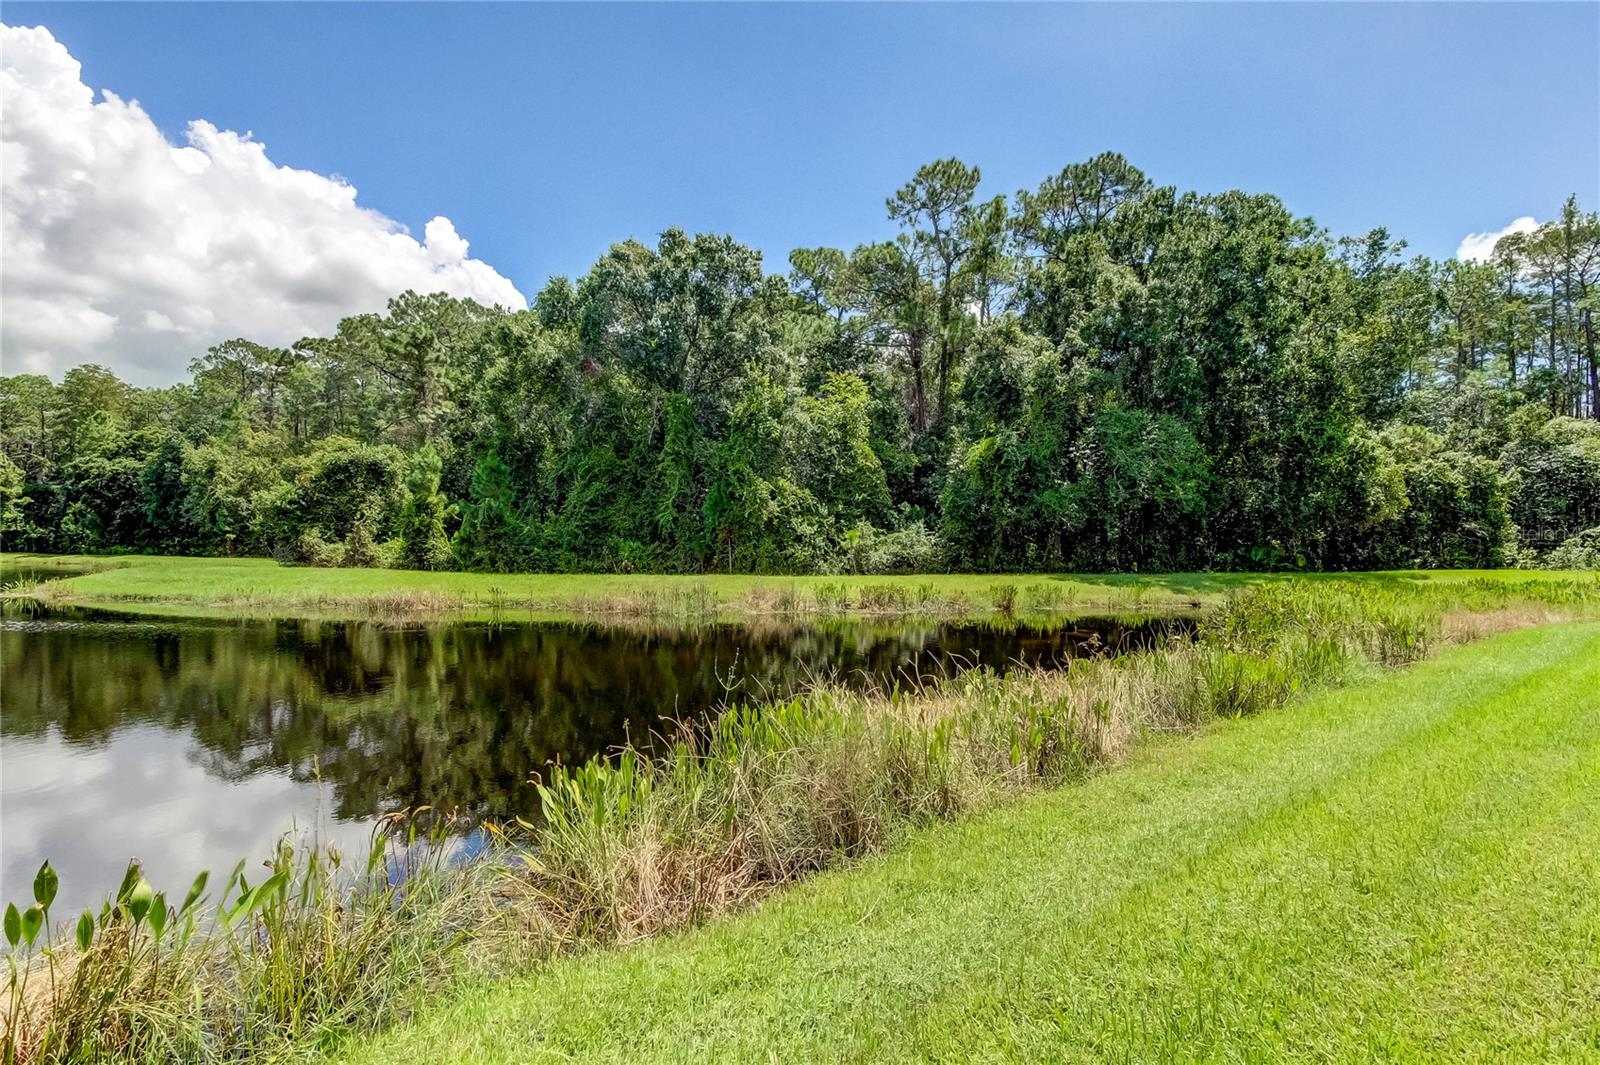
[3,155,1598,573]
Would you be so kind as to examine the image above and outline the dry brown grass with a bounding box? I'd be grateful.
[1442,604,1574,642]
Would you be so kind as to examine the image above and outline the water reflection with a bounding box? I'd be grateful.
[0,562,89,586]
[1,606,1174,911]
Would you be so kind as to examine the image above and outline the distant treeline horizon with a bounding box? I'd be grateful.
[3,154,1598,574]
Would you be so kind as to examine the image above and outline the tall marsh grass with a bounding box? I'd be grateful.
[6,577,1597,1063]
[3,824,492,1064]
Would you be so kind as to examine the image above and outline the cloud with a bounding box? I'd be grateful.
[2,726,374,916]
[1,24,526,384]
[1456,215,1538,263]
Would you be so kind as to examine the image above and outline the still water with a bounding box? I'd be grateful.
[0,594,1169,912]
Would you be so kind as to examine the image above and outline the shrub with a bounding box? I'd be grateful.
[839,520,945,575]
[1544,527,1600,570]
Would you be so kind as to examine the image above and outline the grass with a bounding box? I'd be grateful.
[4,576,1597,1061]
[2,823,495,1065]
[335,619,1600,1065]
[3,551,1595,622]
[0,552,1209,620]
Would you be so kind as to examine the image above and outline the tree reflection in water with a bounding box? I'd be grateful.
[1,607,1175,909]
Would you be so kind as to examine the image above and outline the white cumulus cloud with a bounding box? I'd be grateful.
[1,24,526,384]
[1456,215,1539,263]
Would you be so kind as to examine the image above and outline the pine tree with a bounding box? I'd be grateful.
[451,447,523,572]
[397,445,453,570]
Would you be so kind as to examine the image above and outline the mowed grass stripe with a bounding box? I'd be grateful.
[908,629,1600,1063]
[337,623,1600,1064]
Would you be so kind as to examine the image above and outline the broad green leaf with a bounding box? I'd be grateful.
[116,861,142,904]
[127,877,154,925]
[20,906,42,947]
[33,862,58,910]
[148,894,169,939]
[180,870,209,915]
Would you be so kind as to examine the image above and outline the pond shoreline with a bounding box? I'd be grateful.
[2,552,1220,623]
[6,552,1593,624]
[7,575,1598,1062]
[1,603,1179,916]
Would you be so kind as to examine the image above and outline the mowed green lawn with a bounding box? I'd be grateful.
[336,622,1600,1064]
[4,551,1593,618]
[0,551,1240,612]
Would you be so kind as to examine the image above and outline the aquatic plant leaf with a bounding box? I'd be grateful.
[180,870,209,915]
[116,861,143,905]
[3,903,19,947]
[148,894,169,939]
[19,906,42,946]
[127,878,154,925]
[75,910,93,951]
[219,859,247,910]
[259,871,289,904]
[33,861,58,910]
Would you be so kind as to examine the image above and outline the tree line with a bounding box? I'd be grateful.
[3,154,1599,573]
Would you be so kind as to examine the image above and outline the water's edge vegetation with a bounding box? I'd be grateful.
[4,572,1597,1062]
[3,551,1593,623]
[1,551,1219,620]
[339,620,1600,1065]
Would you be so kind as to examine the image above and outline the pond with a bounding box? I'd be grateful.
[0,561,92,586]
[0,599,1177,913]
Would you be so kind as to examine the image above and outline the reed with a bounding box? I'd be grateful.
[3,822,495,1064]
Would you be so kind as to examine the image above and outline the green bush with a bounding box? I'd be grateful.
[1544,526,1600,570]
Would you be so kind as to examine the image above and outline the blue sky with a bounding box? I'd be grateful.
[3,3,1597,381]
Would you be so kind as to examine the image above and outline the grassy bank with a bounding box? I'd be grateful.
[3,551,1594,621]
[4,577,1597,1062]
[0,552,1216,619]
[341,619,1600,1064]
